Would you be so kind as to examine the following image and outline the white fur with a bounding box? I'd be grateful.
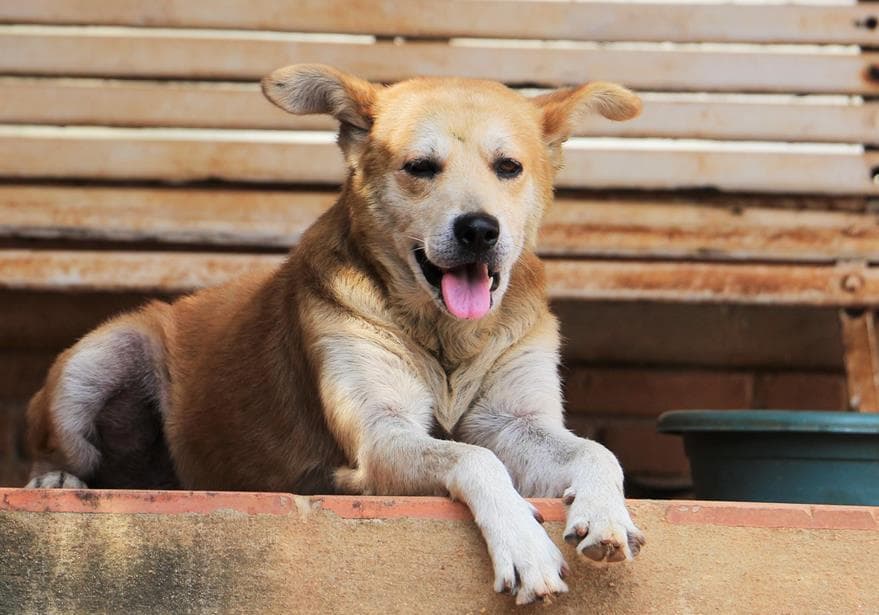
[458,315,645,565]
[25,470,87,489]
[51,337,118,476]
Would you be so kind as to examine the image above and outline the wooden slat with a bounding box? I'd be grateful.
[0,250,284,294]
[2,250,878,306]
[2,78,876,144]
[839,308,879,411]
[548,260,879,307]
[2,186,879,262]
[2,0,877,45]
[543,196,879,262]
[0,126,346,185]
[0,26,876,94]
[556,141,878,195]
[0,186,334,248]
[1,126,876,194]
[0,78,330,131]
[581,95,879,145]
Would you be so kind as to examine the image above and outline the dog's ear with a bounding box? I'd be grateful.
[531,83,641,168]
[262,64,378,165]
[262,64,377,129]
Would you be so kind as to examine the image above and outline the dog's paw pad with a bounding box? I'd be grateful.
[574,525,644,565]
[25,471,87,489]
[581,538,625,563]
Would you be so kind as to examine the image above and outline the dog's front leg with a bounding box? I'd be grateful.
[318,334,568,604]
[457,326,645,565]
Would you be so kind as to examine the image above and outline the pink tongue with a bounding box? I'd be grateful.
[440,263,492,320]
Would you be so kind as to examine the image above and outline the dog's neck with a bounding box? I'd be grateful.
[290,182,549,431]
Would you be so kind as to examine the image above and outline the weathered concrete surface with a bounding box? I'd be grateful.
[1,490,877,614]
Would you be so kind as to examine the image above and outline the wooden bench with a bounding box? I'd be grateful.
[1,0,878,487]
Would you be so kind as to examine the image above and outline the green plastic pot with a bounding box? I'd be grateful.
[656,410,879,505]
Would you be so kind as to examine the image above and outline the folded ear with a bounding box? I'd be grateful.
[261,63,377,131]
[531,82,641,167]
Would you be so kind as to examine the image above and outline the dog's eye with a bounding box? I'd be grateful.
[402,158,441,179]
[494,157,522,179]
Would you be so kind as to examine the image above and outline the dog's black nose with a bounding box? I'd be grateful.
[453,213,500,254]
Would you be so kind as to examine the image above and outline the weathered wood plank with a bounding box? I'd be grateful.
[0,185,334,247]
[0,26,876,94]
[543,196,879,261]
[0,126,346,185]
[839,308,879,411]
[0,250,283,294]
[583,95,879,144]
[2,186,878,262]
[2,0,876,45]
[556,140,878,195]
[2,250,878,306]
[1,126,876,194]
[547,260,879,307]
[0,78,327,131]
[2,78,876,144]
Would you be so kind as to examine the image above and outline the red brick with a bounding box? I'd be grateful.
[0,402,28,485]
[0,351,54,402]
[596,420,691,477]
[754,372,847,410]
[564,367,752,417]
[666,502,814,528]
[666,501,879,531]
[809,507,879,530]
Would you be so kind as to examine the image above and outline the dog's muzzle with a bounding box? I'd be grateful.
[414,247,501,320]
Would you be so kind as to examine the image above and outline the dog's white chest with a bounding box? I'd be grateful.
[431,363,487,433]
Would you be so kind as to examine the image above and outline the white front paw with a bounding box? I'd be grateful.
[562,485,645,565]
[483,501,569,605]
[25,471,87,489]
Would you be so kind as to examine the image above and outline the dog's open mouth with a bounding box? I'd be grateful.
[415,248,500,320]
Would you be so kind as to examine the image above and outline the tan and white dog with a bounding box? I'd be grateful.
[25,65,644,604]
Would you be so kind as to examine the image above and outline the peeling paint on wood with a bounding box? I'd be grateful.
[840,308,879,411]
[2,78,877,144]
[2,1,878,45]
[1,250,878,307]
[0,26,876,94]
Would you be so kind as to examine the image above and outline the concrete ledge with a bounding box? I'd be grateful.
[2,490,878,613]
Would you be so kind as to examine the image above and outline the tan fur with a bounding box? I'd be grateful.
[26,65,644,604]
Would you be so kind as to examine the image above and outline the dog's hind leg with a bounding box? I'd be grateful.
[25,305,178,489]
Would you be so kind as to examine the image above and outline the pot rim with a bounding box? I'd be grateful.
[657,410,879,435]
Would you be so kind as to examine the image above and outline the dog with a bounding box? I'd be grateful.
[24,64,644,604]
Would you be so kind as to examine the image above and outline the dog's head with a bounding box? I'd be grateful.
[263,65,640,321]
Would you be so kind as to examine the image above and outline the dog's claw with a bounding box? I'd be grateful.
[564,521,589,546]
[628,530,646,557]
